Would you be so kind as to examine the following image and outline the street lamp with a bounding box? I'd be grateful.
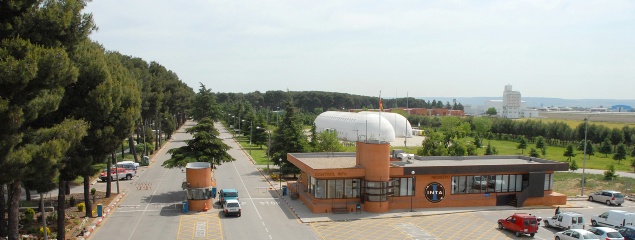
[410,170,415,212]
[279,158,282,195]
[259,127,272,175]
[581,113,598,197]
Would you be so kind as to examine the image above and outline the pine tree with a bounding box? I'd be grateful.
[613,143,627,164]
[570,159,579,172]
[270,99,309,175]
[517,137,528,154]
[163,118,234,168]
[563,144,576,161]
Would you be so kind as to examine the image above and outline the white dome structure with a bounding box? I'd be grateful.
[360,111,413,138]
[314,111,395,142]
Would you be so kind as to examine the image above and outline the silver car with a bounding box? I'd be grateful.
[588,190,625,206]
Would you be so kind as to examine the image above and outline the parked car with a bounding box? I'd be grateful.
[588,190,625,206]
[118,160,140,168]
[497,213,539,237]
[544,212,585,230]
[99,167,135,182]
[618,226,635,240]
[555,229,600,240]
[591,210,635,228]
[588,227,624,240]
[219,188,239,206]
[223,199,241,217]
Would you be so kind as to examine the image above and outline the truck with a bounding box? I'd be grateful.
[219,188,239,207]
[543,212,585,230]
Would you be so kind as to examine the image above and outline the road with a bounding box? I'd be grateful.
[89,121,319,240]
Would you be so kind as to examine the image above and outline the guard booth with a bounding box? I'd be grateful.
[182,162,216,212]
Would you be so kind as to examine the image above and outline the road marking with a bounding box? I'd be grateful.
[127,168,169,240]
[195,221,206,238]
[231,161,264,220]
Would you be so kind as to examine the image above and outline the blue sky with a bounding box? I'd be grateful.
[84,0,635,99]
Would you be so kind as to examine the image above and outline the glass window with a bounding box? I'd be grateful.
[315,180,326,199]
[327,180,336,198]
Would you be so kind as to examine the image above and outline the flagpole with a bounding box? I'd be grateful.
[379,91,382,142]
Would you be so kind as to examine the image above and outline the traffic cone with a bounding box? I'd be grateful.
[203,203,208,212]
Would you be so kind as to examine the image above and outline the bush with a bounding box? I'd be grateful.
[39,226,51,237]
[77,202,85,212]
[69,196,76,206]
[604,165,619,180]
[91,188,97,195]
[46,212,57,222]
[23,208,35,223]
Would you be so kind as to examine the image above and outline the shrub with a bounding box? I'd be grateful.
[91,188,97,195]
[77,202,85,212]
[69,196,76,206]
[604,165,618,180]
[46,212,57,222]
[24,208,35,222]
[39,226,51,237]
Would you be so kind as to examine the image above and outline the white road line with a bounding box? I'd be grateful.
[231,161,264,220]
[127,168,168,240]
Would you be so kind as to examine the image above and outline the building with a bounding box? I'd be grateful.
[286,141,568,213]
[315,111,411,142]
[503,85,521,118]
[612,105,632,112]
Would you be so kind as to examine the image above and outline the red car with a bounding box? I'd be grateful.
[498,213,539,237]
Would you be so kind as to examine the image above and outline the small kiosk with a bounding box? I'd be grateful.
[182,162,216,212]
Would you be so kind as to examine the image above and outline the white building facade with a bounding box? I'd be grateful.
[314,111,414,142]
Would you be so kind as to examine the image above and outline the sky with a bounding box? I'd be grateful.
[84,0,635,100]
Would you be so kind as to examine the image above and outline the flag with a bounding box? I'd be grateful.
[379,98,383,111]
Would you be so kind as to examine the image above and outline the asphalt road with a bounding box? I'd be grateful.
[88,121,320,240]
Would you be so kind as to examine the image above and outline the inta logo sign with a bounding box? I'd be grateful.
[424,182,445,203]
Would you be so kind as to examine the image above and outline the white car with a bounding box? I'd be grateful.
[223,199,241,217]
[588,227,624,240]
[554,229,600,240]
[588,190,625,206]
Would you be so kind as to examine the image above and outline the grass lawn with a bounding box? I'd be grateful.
[554,171,635,196]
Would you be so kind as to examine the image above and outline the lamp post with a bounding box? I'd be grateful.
[410,170,415,212]
[581,114,597,197]
[279,158,282,195]
[260,127,271,175]
[248,121,253,155]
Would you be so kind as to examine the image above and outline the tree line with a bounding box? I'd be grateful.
[0,1,194,239]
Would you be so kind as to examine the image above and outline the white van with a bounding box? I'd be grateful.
[544,212,585,230]
[591,210,635,228]
[116,162,137,173]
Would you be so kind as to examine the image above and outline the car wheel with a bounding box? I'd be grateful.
[515,231,521,237]
[238,213,241,217]
[498,222,504,230]
[607,200,612,206]
[555,237,561,240]
[544,220,550,227]
[591,220,598,226]
[588,196,593,201]
[618,203,622,206]
[126,175,132,180]
[529,233,535,237]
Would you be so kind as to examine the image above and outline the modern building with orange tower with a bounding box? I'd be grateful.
[182,162,216,212]
[286,140,568,214]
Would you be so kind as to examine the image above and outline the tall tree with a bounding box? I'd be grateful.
[599,137,613,157]
[269,99,309,175]
[191,83,221,121]
[314,131,344,153]
[613,143,627,164]
[162,117,234,168]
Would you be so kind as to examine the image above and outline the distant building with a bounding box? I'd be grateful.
[612,105,632,112]
[502,85,521,118]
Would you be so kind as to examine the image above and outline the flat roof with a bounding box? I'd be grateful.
[289,153,569,174]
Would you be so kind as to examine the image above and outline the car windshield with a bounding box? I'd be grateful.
[582,233,600,239]
[606,232,623,238]
[224,192,238,197]
[226,203,239,208]
[614,193,624,198]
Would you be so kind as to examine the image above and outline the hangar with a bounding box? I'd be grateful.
[314,111,413,142]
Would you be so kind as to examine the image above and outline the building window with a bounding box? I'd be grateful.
[185,187,214,200]
[451,174,525,194]
[362,181,392,202]
[544,173,553,190]
[308,176,360,199]
[391,177,414,196]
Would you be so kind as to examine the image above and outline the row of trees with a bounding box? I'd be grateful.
[0,2,194,239]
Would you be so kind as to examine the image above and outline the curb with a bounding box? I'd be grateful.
[82,192,126,239]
